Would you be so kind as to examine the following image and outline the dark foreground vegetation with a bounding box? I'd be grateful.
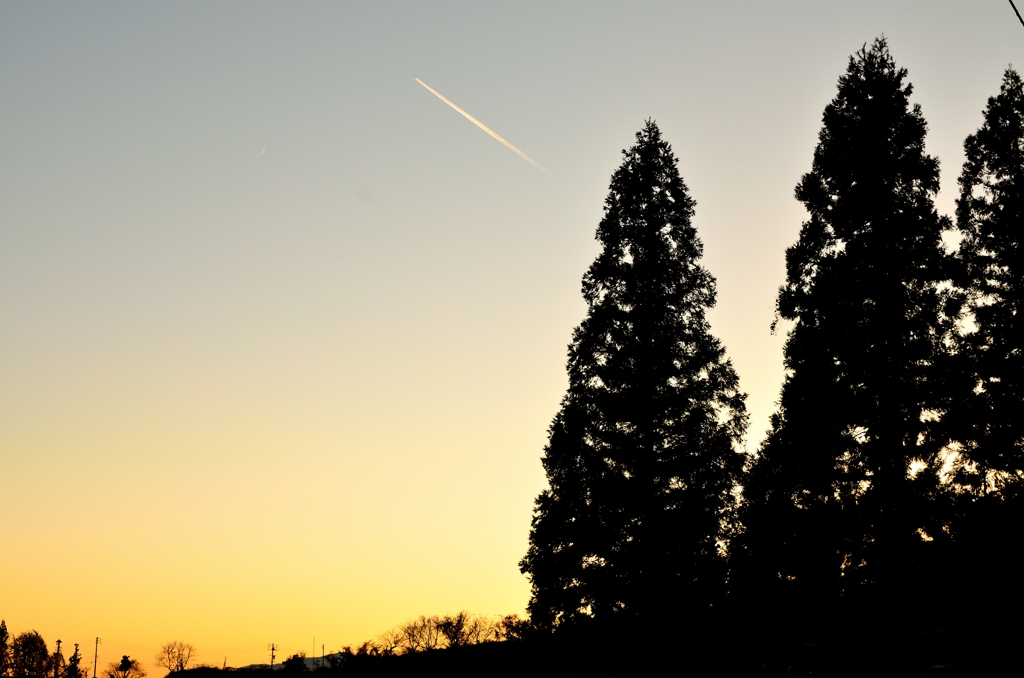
[513,37,1023,673]
[164,605,1017,676]
[7,35,1024,676]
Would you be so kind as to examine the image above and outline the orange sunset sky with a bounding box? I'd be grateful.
[2,1,1021,673]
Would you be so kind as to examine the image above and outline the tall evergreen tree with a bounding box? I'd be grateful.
[0,621,11,678]
[65,646,83,678]
[941,68,1024,601]
[954,68,1024,492]
[520,121,747,629]
[738,39,950,604]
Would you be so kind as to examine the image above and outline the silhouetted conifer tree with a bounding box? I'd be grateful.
[0,621,10,678]
[520,121,747,629]
[64,646,83,678]
[738,39,950,606]
[942,68,1024,600]
[953,68,1024,493]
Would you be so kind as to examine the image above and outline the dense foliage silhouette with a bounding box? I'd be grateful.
[941,66,1024,607]
[737,39,951,614]
[11,632,49,678]
[280,655,306,673]
[953,68,1024,489]
[0,622,9,678]
[0,624,87,678]
[64,646,84,678]
[106,656,145,678]
[520,120,747,630]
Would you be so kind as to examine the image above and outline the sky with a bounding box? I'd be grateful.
[1,0,1021,671]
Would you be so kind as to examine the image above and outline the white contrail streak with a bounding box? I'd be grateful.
[415,77,548,174]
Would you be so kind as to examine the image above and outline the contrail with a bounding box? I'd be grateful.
[415,77,548,174]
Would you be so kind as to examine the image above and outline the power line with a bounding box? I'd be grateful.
[100,644,160,652]
[1010,0,1024,29]
[101,640,266,653]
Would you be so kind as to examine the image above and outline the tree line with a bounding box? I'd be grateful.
[0,624,203,678]
[0,614,525,678]
[520,36,1024,662]
[323,612,529,660]
[260,612,530,668]
[0,622,89,678]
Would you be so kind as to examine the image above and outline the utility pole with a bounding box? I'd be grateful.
[93,639,101,678]
[267,644,276,671]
